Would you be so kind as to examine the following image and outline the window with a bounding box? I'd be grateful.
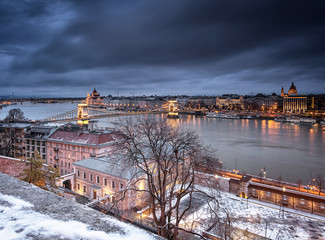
[77,170,80,177]
[90,174,93,182]
[267,192,271,198]
[252,189,256,195]
[283,195,287,201]
[120,183,124,190]
[27,140,30,144]
[65,162,67,167]
[68,163,70,168]
[50,150,53,156]
[77,183,80,190]
[104,178,107,186]
[72,146,75,150]
[61,169,63,175]
[112,181,116,189]
[320,203,325,210]
[83,185,87,194]
[65,170,67,175]
[97,176,100,184]
[83,172,86,179]
[60,161,63,167]
[300,199,305,205]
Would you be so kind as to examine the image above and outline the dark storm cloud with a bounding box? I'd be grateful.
[1,0,325,96]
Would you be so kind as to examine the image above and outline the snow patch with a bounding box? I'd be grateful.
[0,193,155,240]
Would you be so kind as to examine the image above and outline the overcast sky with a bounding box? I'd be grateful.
[0,0,324,97]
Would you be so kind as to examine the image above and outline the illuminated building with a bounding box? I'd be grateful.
[283,96,307,113]
[281,83,307,113]
[83,88,104,107]
[46,127,123,176]
[288,82,298,96]
[73,156,145,210]
[216,96,244,108]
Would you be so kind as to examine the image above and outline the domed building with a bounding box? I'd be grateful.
[84,88,104,106]
[281,82,307,113]
[288,82,298,96]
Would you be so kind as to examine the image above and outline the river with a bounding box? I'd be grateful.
[1,102,324,184]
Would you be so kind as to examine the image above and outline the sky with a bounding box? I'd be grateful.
[0,0,325,97]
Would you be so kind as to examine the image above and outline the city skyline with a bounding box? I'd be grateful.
[1,1,325,97]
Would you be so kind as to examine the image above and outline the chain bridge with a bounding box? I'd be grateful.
[40,104,167,123]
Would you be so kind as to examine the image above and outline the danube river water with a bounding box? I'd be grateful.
[1,102,324,183]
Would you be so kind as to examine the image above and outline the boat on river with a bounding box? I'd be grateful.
[299,118,316,124]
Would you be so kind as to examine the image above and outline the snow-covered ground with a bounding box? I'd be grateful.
[0,172,159,240]
[0,193,156,240]
[182,188,325,240]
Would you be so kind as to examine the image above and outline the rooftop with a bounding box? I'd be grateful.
[73,156,142,180]
[48,130,124,146]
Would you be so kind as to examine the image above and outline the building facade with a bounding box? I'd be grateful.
[46,127,123,176]
[0,123,30,159]
[228,175,325,217]
[73,156,144,210]
[24,126,53,161]
[283,96,307,113]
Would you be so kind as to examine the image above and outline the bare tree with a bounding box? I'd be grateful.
[0,125,24,158]
[115,116,220,239]
[3,108,27,123]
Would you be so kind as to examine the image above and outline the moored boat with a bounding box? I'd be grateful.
[299,118,316,124]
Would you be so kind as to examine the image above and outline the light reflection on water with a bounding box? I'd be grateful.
[0,103,324,183]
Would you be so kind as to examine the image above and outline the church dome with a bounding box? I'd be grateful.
[288,82,297,96]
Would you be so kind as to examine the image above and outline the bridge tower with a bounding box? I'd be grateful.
[167,100,179,118]
[77,103,89,126]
